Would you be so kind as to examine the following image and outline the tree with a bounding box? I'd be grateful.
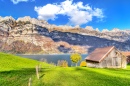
[70,53,81,67]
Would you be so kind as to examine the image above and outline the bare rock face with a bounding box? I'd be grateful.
[0,16,130,54]
[85,26,94,31]
[17,16,48,27]
[0,16,15,22]
[102,29,109,32]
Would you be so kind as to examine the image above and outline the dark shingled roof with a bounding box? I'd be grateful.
[85,46,115,63]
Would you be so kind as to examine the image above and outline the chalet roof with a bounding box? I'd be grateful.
[122,52,130,57]
[85,46,115,63]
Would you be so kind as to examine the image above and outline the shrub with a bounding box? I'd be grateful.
[50,62,56,67]
[80,61,87,67]
[57,60,68,67]
[40,58,47,63]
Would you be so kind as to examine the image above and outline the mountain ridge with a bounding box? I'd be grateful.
[0,16,130,54]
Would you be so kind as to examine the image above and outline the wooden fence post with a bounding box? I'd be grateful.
[36,66,39,79]
[28,78,31,86]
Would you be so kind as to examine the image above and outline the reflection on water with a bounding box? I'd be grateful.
[17,54,87,66]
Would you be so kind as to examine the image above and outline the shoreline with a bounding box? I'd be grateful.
[16,53,88,55]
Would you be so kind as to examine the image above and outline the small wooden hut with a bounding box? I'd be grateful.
[122,52,130,64]
[85,46,126,68]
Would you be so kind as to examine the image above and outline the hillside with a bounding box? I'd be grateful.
[0,52,52,86]
[0,52,49,71]
[0,16,130,54]
[0,52,130,86]
[0,54,130,86]
[34,66,130,86]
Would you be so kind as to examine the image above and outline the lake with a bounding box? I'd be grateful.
[17,54,88,66]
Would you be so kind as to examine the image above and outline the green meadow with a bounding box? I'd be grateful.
[0,52,130,86]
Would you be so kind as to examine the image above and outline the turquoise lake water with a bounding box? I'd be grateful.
[17,54,88,66]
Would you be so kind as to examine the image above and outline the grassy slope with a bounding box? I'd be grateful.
[0,52,130,86]
[0,52,51,86]
[38,66,130,86]
[0,52,39,71]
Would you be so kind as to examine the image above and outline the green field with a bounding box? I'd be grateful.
[0,52,130,86]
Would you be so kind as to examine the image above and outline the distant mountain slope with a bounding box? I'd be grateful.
[0,16,130,54]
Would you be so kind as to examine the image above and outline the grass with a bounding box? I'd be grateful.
[0,52,130,86]
[0,52,36,71]
[0,52,52,86]
[37,66,130,86]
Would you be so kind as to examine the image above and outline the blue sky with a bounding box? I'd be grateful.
[0,0,130,31]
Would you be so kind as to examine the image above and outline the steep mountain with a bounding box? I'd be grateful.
[0,16,130,54]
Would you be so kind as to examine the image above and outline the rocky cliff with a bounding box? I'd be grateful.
[0,16,130,54]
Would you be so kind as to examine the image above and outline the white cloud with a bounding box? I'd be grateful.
[34,0,104,26]
[11,0,34,4]
[35,4,61,20]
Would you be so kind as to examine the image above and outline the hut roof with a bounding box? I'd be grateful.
[122,52,130,57]
[85,46,115,63]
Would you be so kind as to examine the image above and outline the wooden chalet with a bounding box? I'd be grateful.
[85,46,126,68]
